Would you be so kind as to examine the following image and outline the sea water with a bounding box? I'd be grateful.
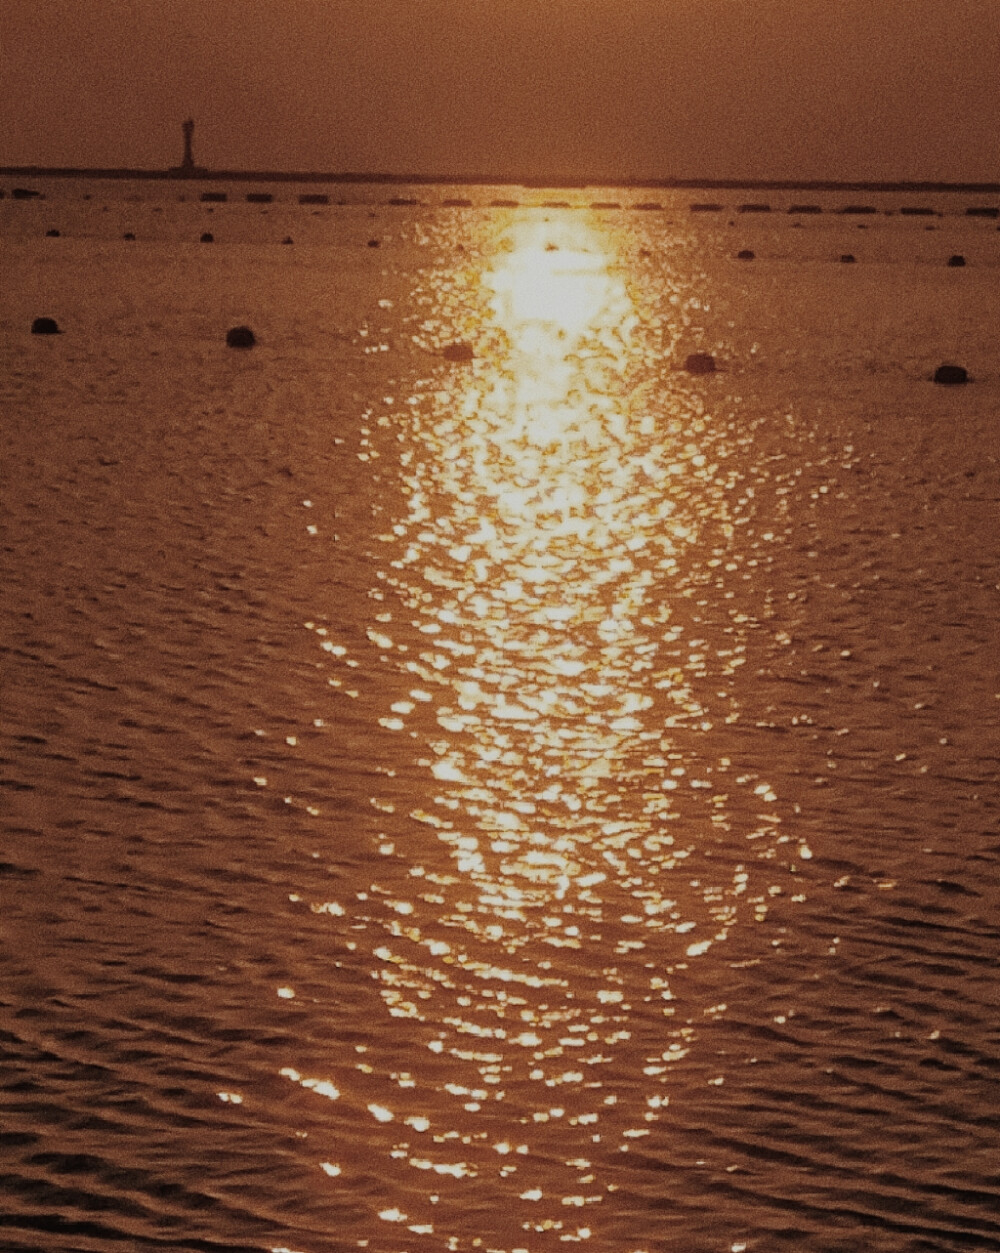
[1,179,999,1252]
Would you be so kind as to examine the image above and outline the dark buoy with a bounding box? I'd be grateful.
[684,352,717,375]
[45,228,61,237]
[736,249,755,260]
[226,326,256,349]
[443,342,474,362]
[282,236,293,245]
[31,317,61,335]
[200,231,214,243]
[947,254,966,267]
[840,253,856,263]
[123,231,136,240]
[933,364,968,385]
[367,238,380,248]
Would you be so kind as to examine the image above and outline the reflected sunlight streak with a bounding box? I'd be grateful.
[296,209,793,1248]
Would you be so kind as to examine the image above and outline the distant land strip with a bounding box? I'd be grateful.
[2,166,999,194]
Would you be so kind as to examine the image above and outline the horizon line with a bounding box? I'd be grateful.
[2,165,1000,195]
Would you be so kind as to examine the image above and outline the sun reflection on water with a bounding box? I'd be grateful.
[293,211,796,1248]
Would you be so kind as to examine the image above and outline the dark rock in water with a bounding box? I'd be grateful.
[933,364,968,385]
[226,326,256,349]
[45,228,61,237]
[684,352,717,375]
[200,231,214,243]
[736,249,755,260]
[947,254,966,267]
[282,236,294,245]
[123,231,136,241]
[840,253,856,263]
[443,342,474,362]
[367,238,380,248]
[31,317,61,335]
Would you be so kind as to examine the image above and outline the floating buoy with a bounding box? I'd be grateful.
[947,254,966,267]
[123,231,136,241]
[736,249,755,260]
[31,316,61,335]
[45,228,60,237]
[200,231,214,243]
[282,236,293,245]
[226,326,256,349]
[933,364,968,385]
[684,352,717,375]
[442,342,474,362]
[840,253,856,263]
[367,238,380,248]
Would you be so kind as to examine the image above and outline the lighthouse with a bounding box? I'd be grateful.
[170,118,204,176]
[181,119,195,172]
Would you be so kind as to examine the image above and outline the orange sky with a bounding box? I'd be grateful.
[2,0,998,180]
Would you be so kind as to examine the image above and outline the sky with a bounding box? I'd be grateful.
[2,0,999,182]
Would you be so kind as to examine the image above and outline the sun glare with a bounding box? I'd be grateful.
[479,216,636,452]
[298,204,792,1243]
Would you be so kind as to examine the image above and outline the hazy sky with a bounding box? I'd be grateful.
[2,0,998,181]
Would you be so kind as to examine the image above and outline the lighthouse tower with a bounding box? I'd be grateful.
[181,119,196,172]
[170,118,203,176]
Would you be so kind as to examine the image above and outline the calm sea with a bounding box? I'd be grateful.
[2,178,999,1253]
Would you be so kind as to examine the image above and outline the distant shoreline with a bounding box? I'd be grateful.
[2,166,999,194]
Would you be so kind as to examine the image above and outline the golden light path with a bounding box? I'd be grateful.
[291,211,800,1251]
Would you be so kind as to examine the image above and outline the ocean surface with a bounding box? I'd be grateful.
[2,178,999,1253]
